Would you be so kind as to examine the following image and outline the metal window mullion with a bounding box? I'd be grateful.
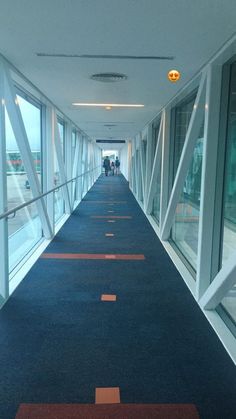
[131,139,136,193]
[99,147,102,178]
[88,142,92,188]
[196,64,223,300]
[161,71,206,240]
[134,139,139,197]
[44,105,55,234]
[140,137,146,204]
[137,149,143,201]
[127,141,132,183]
[135,140,140,198]
[54,114,71,214]
[93,146,96,182]
[65,122,73,207]
[131,145,136,193]
[0,68,9,299]
[72,132,80,205]
[3,62,53,240]
[133,153,137,195]
[84,139,89,195]
[82,139,88,196]
[89,143,92,186]
[135,148,141,200]
[91,143,94,186]
[92,145,96,183]
[77,135,84,200]
[129,154,133,190]
[199,253,236,310]
[81,138,86,196]
[86,141,90,190]
[132,138,136,196]
[144,124,153,204]
[145,113,164,214]
[159,107,171,230]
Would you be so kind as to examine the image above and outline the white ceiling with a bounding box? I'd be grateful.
[0,0,236,151]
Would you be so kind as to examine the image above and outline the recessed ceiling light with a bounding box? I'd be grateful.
[72,103,144,108]
[90,73,127,82]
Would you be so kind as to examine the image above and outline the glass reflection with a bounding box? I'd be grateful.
[5,97,42,273]
[54,120,65,222]
[220,62,236,324]
[221,286,236,324]
[222,62,236,263]
[171,91,203,270]
[173,94,196,179]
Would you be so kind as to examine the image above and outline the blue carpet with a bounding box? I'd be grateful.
[0,174,235,419]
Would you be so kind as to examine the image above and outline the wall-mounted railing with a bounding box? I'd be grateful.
[0,166,101,221]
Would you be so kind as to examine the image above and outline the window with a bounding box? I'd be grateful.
[6,93,42,273]
[219,61,236,324]
[170,92,204,271]
[172,93,196,181]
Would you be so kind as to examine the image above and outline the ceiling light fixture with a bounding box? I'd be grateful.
[37,53,174,60]
[72,103,144,108]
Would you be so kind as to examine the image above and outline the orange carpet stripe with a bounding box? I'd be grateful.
[41,253,145,260]
[16,403,200,418]
[95,387,120,404]
[91,216,132,219]
[101,295,117,301]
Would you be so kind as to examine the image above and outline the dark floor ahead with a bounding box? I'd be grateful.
[0,174,235,419]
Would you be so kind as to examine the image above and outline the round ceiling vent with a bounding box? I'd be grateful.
[90,73,127,82]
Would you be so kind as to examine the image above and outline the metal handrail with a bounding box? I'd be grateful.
[0,165,101,221]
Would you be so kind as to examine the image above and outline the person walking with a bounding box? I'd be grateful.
[110,161,115,175]
[114,156,120,174]
[103,156,111,176]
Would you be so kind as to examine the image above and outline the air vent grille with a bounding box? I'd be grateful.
[90,73,127,82]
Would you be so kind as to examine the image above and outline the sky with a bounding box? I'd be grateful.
[6,95,41,152]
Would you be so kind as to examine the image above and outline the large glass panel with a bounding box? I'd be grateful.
[171,104,204,271]
[57,118,65,160]
[6,105,42,273]
[152,121,160,166]
[53,118,65,223]
[17,94,42,185]
[53,143,64,222]
[221,286,236,324]
[72,130,76,171]
[8,203,41,271]
[172,93,196,180]
[222,62,236,263]
[152,162,162,223]
[220,62,236,323]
